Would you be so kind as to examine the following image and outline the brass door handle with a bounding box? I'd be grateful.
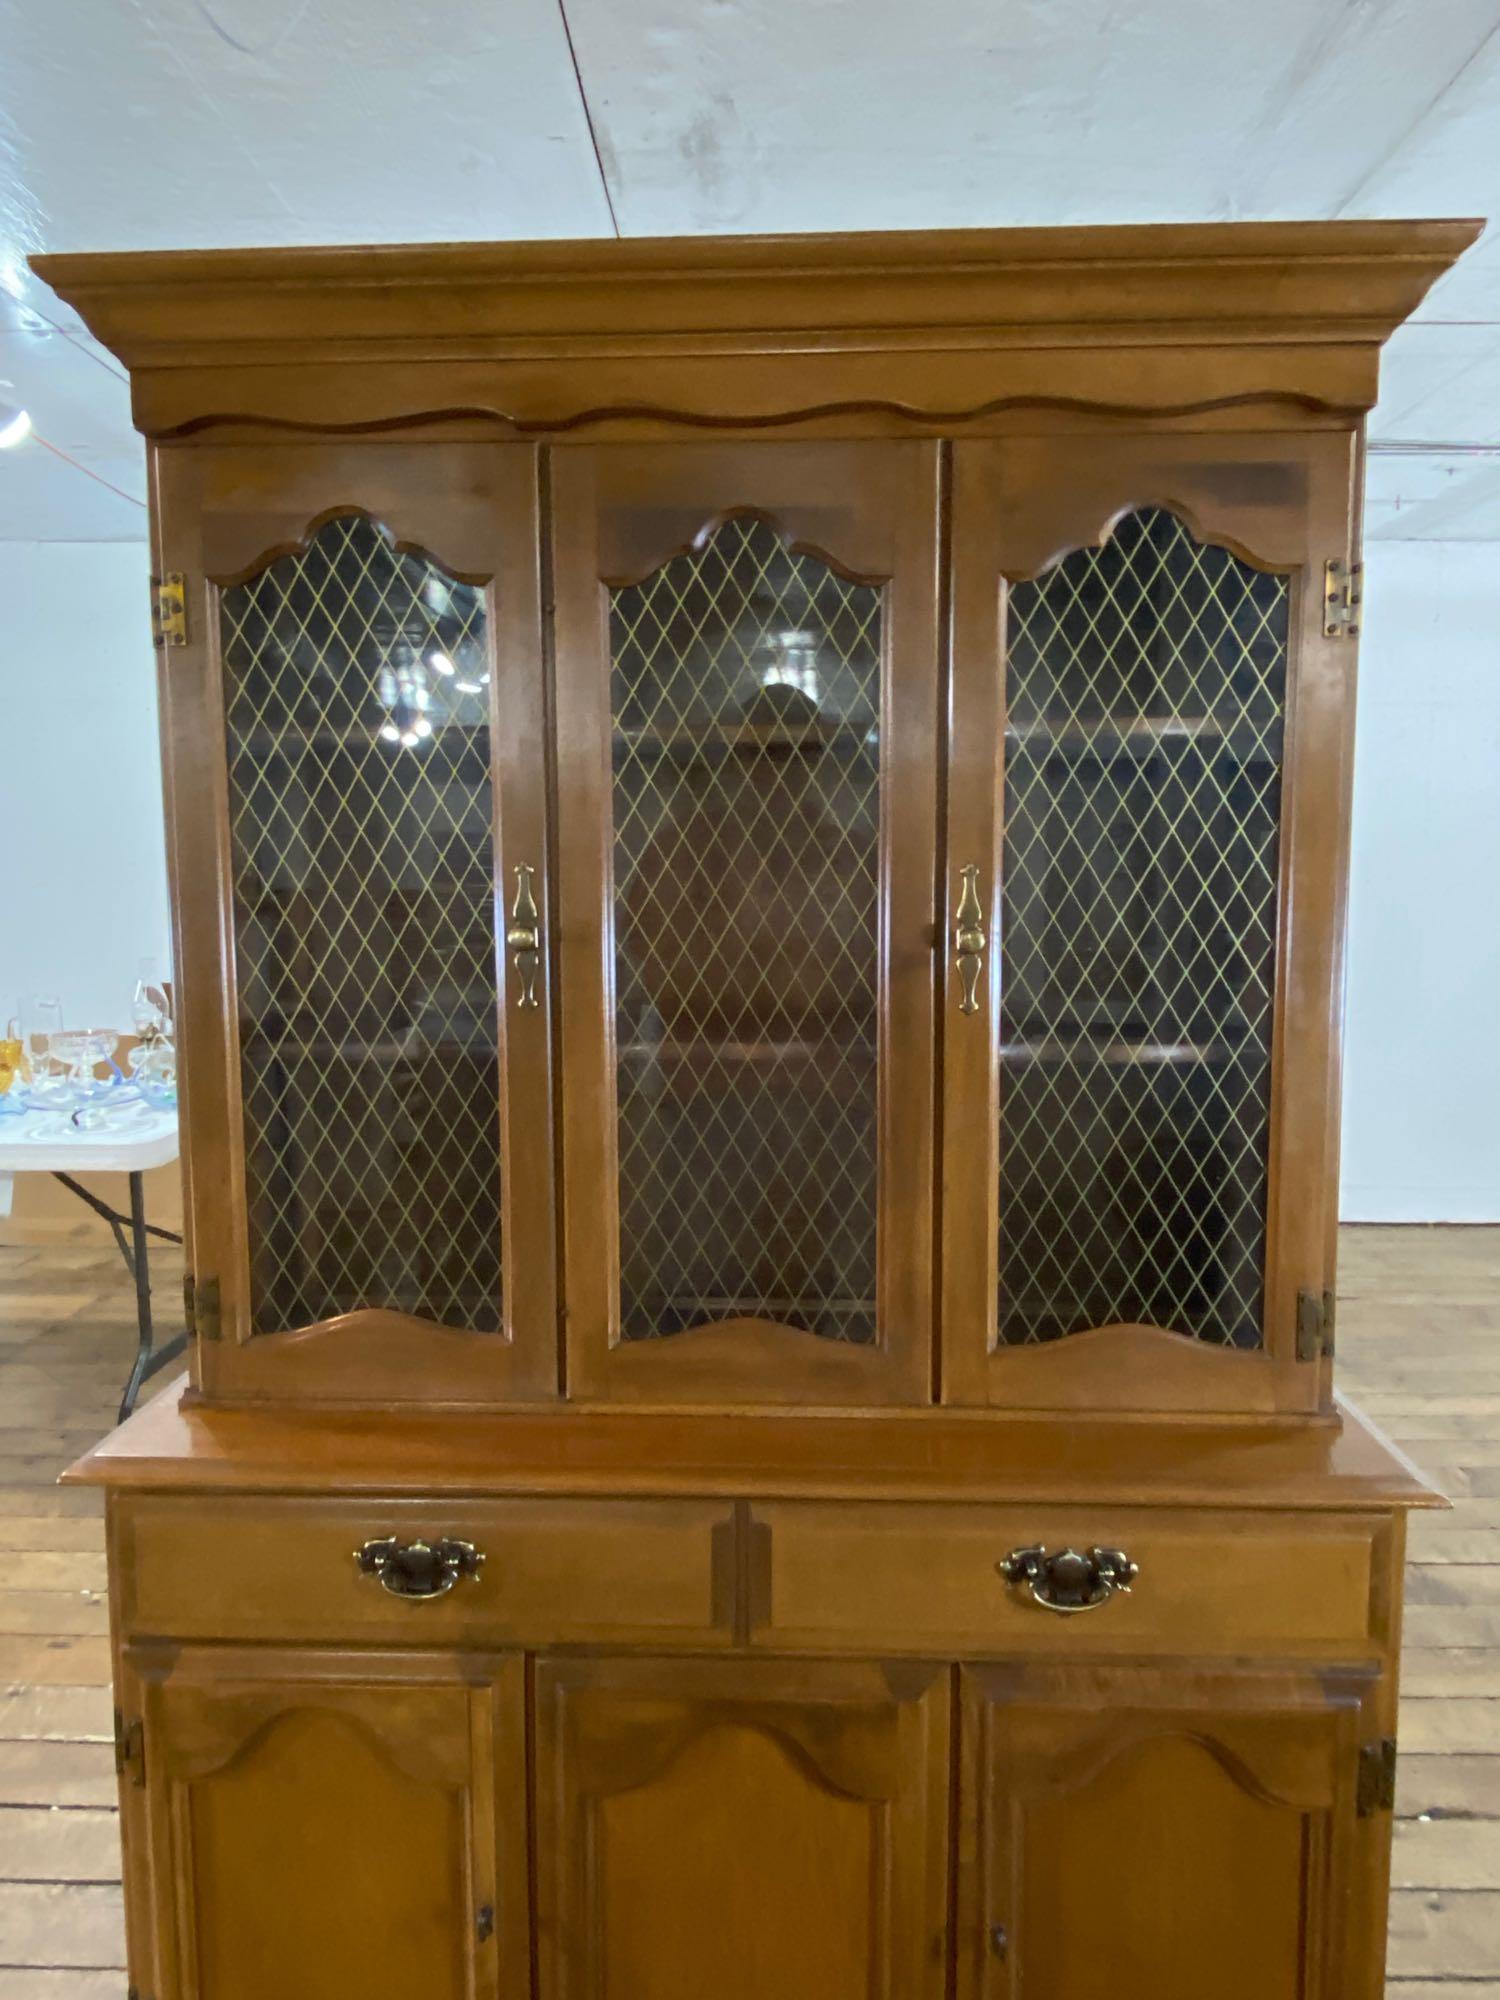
[354,1536,485,1600]
[998,1544,1138,1614]
[506,863,541,1009]
[954,863,988,1014]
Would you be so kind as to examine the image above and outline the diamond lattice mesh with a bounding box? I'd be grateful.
[609,517,883,1343]
[998,508,1288,1349]
[220,514,503,1335]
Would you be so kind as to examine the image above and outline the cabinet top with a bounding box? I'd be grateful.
[63,1377,1443,1513]
[33,218,1482,437]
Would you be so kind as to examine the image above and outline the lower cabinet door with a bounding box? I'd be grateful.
[138,1650,525,2000]
[534,1655,951,2000]
[959,1664,1373,2000]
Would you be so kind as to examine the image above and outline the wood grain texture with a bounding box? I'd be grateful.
[0,1226,1492,1990]
[533,1653,950,2000]
[33,221,1481,435]
[958,1662,1370,1999]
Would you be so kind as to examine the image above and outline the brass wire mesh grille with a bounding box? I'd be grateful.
[220,514,504,1336]
[609,516,883,1343]
[997,508,1288,1349]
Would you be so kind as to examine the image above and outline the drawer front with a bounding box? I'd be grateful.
[119,1495,733,1648]
[752,1502,1381,1656]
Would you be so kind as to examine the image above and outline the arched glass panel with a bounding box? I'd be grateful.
[220,514,502,1334]
[608,516,883,1343]
[997,508,1288,1348]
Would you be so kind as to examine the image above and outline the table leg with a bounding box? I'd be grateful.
[118,1171,187,1423]
[45,1170,188,1422]
[120,1173,155,1422]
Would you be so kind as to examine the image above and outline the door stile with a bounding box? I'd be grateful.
[939,443,1007,1406]
[152,445,250,1403]
[485,450,559,1394]
[1259,431,1364,1416]
[550,446,625,1390]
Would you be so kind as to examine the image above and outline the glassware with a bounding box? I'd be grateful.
[50,1028,118,1101]
[131,957,171,1045]
[0,1013,25,1096]
[131,1038,178,1110]
[22,994,72,1111]
[24,993,62,1080]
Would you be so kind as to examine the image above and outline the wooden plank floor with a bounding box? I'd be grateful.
[0,1224,1492,1993]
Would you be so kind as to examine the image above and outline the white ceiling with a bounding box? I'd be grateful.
[0,0,1497,539]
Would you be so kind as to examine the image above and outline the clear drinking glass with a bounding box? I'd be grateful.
[131,956,169,1043]
[24,993,62,1080]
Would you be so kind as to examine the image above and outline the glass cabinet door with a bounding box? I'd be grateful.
[942,436,1357,1413]
[553,443,940,1404]
[156,442,555,1403]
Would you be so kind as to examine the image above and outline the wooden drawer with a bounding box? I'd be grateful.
[117,1494,733,1648]
[751,1502,1384,1656]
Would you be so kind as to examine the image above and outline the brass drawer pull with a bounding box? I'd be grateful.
[354,1536,485,1600]
[507,863,541,1009]
[999,1544,1137,1614]
[954,863,987,1014]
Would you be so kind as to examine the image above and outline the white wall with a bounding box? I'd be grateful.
[0,541,170,1033]
[1341,541,1500,1221]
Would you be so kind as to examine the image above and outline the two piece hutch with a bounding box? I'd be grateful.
[42,218,1478,2000]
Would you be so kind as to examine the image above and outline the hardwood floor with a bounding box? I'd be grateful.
[0,1224,1491,1994]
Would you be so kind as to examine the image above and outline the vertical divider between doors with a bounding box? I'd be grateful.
[944,1661,962,2000]
[538,445,568,1399]
[932,441,954,1407]
[523,1652,542,2000]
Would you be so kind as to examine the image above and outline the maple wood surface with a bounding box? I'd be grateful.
[0,1226,1490,1993]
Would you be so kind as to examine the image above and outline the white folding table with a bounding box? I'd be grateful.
[0,1104,187,1420]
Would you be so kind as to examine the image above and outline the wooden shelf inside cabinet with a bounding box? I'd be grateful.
[616,1037,877,1103]
[614,719,878,762]
[1000,1035,1251,1069]
[1004,714,1277,764]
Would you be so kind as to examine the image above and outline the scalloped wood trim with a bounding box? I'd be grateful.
[148,388,1360,444]
[207,501,496,589]
[976,1322,1279,1416]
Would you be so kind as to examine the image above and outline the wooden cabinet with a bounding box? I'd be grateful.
[42,220,1476,2000]
[145,418,1367,1417]
[533,1655,950,2000]
[134,1651,525,2000]
[958,1664,1374,2000]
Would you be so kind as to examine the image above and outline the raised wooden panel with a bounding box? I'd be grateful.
[153,439,556,1408]
[958,1664,1372,2000]
[533,1654,950,2000]
[138,1651,523,2000]
[752,1501,1381,1656]
[120,1494,733,1648]
[942,431,1359,1416]
[553,441,941,1406]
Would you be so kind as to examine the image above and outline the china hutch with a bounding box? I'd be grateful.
[42,217,1478,2000]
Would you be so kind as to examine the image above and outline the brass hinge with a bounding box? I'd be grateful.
[150,572,187,648]
[1357,1737,1397,1817]
[1296,1286,1336,1363]
[1323,557,1362,639]
[114,1711,145,1789]
[184,1272,222,1342]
